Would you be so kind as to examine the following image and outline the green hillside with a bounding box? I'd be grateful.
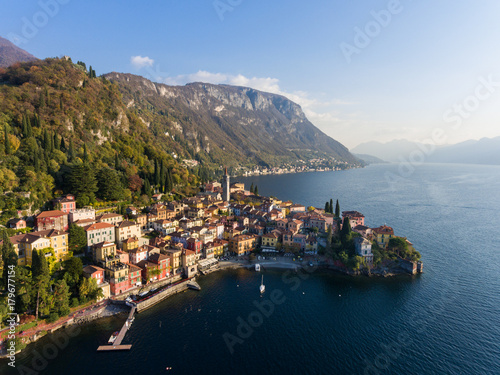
[0,58,198,219]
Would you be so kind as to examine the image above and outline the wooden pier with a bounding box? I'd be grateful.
[97,305,136,352]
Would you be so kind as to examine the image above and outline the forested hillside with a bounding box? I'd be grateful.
[0,58,198,220]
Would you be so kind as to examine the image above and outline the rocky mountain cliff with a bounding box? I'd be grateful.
[104,72,359,168]
[0,37,37,68]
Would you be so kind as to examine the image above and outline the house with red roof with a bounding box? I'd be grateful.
[84,222,115,249]
[52,194,76,214]
[35,210,68,231]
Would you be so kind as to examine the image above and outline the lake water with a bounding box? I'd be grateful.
[2,163,499,374]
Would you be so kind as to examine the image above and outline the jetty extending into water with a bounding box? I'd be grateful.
[97,305,136,351]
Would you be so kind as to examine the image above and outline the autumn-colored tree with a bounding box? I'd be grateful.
[128,174,143,192]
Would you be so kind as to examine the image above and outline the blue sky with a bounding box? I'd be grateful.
[2,0,500,148]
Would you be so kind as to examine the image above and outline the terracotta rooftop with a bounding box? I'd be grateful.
[36,210,66,218]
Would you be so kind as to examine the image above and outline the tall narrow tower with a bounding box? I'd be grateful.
[223,167,230,202]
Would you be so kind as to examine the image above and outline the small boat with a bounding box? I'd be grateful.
[260,275,265,294]
[138,290,148,297]
[255,263,261,272]
[108,331,119,344]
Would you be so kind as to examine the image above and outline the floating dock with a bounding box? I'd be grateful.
[97,305,136,352]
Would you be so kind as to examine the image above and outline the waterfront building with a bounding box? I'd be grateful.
[373,225,395,249]
[354,237,373,265]
[342,211,365,228]
[229,234,257,256]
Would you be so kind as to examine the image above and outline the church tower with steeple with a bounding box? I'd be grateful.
[223,167,230,202]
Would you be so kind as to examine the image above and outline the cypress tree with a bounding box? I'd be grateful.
[154,159,160,186]
[114,153,119,170]
[335,199,340,218]
[31,249,50,320]
[88,66,93,78]
[39,91,45,108]
[250,182,254,194]
[144,178,151,196]
[324,201,329,212]
[68,138,75,161]
[43,129,50,150]
[4,126,11,155]
[83,143,89,162]
[254,185,259,196]
[329,199,333,214]
[44,86,50,106]
[27,116,33,137]
[22,114,28,137]
[60,136,66,151]
[54,132,60,150]
[34,151,40,172]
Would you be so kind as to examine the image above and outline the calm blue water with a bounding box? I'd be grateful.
[2,164,499,375]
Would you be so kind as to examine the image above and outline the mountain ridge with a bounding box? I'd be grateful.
[0,36,38,68]
[351,137,500,165]
[104,72,360,169]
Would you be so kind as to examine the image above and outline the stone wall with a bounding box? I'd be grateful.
[136,280,189,313]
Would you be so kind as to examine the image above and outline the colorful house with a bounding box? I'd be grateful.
[373,225,395,249]
[342,211,365,228]
[35,210,68,231]
[84,222,115,249]
[52,194,76,214]
[115,221,141,248]
[229,234,256,256]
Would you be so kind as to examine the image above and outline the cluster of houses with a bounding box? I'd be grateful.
[3,172,415,298]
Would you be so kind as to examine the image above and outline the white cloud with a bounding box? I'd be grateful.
[130,55,154,69]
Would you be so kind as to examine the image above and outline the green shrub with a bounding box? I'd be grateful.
[46,312,59,323]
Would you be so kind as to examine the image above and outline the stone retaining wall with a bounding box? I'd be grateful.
[135,280,189,313]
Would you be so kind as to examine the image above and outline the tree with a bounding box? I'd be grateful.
[68,138,75,161]
[53,132,60,150]
[4,125,11,155]
[97,168,123,201]
[79,277,103,303]
[31,249,50,320]
[250,182,254,194]
[154,159,160,186]
[143,178,151,197]
[52,279,70,316]
[63,257,83,296]
[324,201,329,213]
[329,199,333,214]
[68,224,87,254]
[341,216,351,246]
[326,224,333,249]
[254,185,259,196]
[388,237,409,257]
[128,174,143,193]
[15,266,32,314]
[335,199,340,218]
[68,163,98,204]
[83,143,89,162]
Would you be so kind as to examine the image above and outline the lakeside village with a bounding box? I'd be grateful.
[0,169,422,355]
